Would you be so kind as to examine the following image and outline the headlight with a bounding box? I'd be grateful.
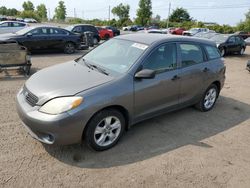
[39,96,83,115]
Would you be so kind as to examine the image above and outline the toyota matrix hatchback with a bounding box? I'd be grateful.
[16,34,226,151]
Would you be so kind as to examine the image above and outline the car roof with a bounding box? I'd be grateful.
[0,21,27,24]
[116,33,216,46]
[71,24,94,27]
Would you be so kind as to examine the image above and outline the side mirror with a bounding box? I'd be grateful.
[135,69,156,79]
[26,33,32,37]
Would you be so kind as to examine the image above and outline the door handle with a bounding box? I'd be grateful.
[171,75,180,81]
[203,67,209,72]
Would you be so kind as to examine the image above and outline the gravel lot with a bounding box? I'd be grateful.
[0,47,250,188]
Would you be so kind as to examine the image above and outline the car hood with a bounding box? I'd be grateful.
[25,61,114,105]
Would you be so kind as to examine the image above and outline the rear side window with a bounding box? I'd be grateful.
[180,43,204,67]
[12,22,25,27]
[228,37,236,43]
[73,26,82,33]
[235,36,243,43]
[204,45,221,60]
[0,22,10,27]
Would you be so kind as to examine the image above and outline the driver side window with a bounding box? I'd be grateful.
[143,43,177,71]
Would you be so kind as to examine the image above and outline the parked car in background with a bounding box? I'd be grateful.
[65,24,100,45]
[122,26,131,31]
[145,25,159,30]
[141,29,167,34]
[24,18,38,23]
[210,34,246,56]
[0,21,28,34]
[0,26,82,54]
[183,28,209,36]
[170,28,186,35]
[16,34,225,151]
[193,31,218,39]
[245,37,250,46]
[96,27,113,40]
[104,26,120,36]
[234,31,250,40]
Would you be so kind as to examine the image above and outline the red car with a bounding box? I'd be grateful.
[170,28,186,35]
[96,27,113,40]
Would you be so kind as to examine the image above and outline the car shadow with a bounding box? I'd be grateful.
[44,96,250,168]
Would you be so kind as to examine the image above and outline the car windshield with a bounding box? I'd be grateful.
[190,28,199,33]
[15,27,34,35]
[65,26,74,31]
[210,34,230,43]
[79,39,148,75]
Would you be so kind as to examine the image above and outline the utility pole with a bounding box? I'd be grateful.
[82,10,84,20]
[74,8,76,18]
[167,2,171,29]
[48,8,51,21]
[108,5,111,21]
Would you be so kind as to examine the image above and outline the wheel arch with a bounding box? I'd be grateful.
[211,81,221,94]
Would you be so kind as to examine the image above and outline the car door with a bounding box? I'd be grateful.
[235,36,244,51]
[47,28,66,49]
[0,22,11,34]
[134,43,180,119]
[178,43,207,104]
[226,36,237,53]
[21,28,49,50]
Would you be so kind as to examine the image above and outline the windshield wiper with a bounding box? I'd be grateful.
[82,59,109,75]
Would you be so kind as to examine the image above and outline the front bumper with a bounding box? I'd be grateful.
[16,90,86,145]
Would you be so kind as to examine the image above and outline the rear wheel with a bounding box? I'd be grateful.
[239,47,245,55]
[64,42,75,54]
[104,34,110,40]
[84,109,125,151]
[195,84,219,112]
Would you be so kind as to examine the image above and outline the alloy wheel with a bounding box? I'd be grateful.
[94,116,121,147]
[204,88,217,109]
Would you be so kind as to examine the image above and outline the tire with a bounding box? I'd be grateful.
[93,37,99,45]
[84,109,125,151]
[104,34,110,40]
[220,48,226,57]
[64,42,76,54]
[239,47,245,55]
[195,84,219,112]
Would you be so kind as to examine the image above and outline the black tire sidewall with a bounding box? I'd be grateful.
[84,109,125,151]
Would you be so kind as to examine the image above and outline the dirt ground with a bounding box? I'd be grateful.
[0,47,250,188]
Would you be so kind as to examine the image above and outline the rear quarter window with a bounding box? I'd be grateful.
[180,43,204,67]
[204,45,221,60]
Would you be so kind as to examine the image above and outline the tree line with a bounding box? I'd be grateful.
[0,0,249,33]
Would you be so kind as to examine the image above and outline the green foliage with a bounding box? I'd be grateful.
[0,6,19,16]
[18,10,41,22]
[136,0,152,26]
[237,9,250,32]
[111,3,130,27]
[54,1,66,21]
[169,8,192,23]
[22,1,34,11]
[36,4,47,21]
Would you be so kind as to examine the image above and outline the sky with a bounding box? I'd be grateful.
[0,0,250,26]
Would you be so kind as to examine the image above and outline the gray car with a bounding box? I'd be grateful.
[16,34,226,151]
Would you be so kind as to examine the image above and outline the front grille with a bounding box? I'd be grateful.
[23,86,39,106]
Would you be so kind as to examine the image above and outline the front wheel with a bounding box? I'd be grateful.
[220,48,226,57]
[195,84,219,112]
[93,37,99,45]
[84,109,125,151]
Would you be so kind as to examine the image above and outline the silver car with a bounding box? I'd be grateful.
[0,21,28,34]
[16,34,226,151]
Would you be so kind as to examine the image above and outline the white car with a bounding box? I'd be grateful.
[183,28,209,36]
[0,21,28,34]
